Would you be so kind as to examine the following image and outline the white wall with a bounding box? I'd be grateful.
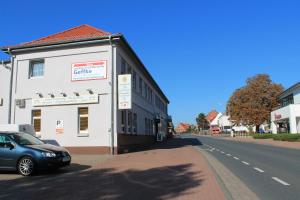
[11,44,113,147]
[116,46,169,136]
[0,62,10,124]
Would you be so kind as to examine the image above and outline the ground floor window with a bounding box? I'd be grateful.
[78,107,88,135]
[121,110,126,133]
[133,113,137,134]
[32,110,41,136]
[128,111,132,133]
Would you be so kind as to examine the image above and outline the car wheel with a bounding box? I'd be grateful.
[18,156,35,176]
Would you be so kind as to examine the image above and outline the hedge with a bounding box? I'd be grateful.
[252,134,273,139]
[252,133,300,141]
[272,134,300,142]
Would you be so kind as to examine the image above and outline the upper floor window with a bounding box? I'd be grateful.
[281,94,294,107]
[132,71,137,90]
[29,60,44,78]
[139,77,143,94]
[121,58,126,74]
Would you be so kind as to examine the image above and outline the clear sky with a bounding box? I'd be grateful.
[1,0,300,125]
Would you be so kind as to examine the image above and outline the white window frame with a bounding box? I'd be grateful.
[78,107,89,136]
[29,60,44,79]
[32,110,41,138]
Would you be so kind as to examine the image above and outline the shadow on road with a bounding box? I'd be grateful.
[123,136,203,153]
[0,163,203,200]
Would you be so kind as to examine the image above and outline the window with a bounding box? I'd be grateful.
[32,110,41,136]
[150,120,153,135]
[29,60,44,78]
[121,110,126,133]
[281,94,294,107]
[144,83,147,98]
[133,113,137,134]
[150,90,153,103]
[0,135,11,148]
[139,77,143,94]
[133,71,137,90]
[78,107,88,135]
[145,118,148,135]
[128,111,132,133]
[121,58,126,74]
[127,64,132,74]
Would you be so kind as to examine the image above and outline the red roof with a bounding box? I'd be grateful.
[206,110,219,122]
[10,24,111,48]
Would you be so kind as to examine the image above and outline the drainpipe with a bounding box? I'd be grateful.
[109,35,115,155]
[6,48,14,124]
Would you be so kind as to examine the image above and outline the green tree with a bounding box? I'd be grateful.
[226,74,283,131]
[196,113,209,130]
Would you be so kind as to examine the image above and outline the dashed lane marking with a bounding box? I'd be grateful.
[242,161,250,165]
[233,157,239,160]
[254,167,264,173]
[272,177,290,186]
[226,154,232,157]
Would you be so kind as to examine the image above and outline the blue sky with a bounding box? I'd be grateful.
[1,0,300,125]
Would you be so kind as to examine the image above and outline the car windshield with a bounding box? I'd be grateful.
[8,132,44,145]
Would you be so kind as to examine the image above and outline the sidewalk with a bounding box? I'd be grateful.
[223,136,300,150]
[95,137,226,200]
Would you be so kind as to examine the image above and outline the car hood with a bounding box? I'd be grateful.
[27,144,67,153]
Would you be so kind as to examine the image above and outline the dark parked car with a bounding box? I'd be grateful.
[0,132,71,176]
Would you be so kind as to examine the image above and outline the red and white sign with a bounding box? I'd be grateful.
[56,120,64,134]
[71,60,107,81]
[274,113,282,120]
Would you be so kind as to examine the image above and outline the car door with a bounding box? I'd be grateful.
[0,134,18,170]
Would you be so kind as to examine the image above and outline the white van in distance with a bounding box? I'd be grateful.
[0,124,37,137]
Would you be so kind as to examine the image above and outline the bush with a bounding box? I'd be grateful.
[252,134,273,139]
[272,134,300,142]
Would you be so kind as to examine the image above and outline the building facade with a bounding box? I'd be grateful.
[0,61,11,124]
[0,25,170,154]
[271,82,300,134]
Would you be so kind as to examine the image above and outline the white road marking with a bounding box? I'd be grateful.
[220,151,224,154]
[233,157,239,160]
[242,161,250,165]
[272,177,290,186]
[226,154,232,156]
[254,167,264,173]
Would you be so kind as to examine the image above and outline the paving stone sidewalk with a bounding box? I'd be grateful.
[0,138,226,200]
[96,138,226,200]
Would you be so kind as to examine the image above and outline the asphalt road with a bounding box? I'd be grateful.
[183,135,300,200]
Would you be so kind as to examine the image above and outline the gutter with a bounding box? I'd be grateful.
[6,48,14,124]
[109,35,115,155]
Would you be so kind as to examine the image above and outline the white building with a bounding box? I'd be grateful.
[217,114,232,132]
[271,82,300,134]
[0,25,170,154]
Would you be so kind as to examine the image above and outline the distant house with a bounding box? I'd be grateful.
[175,123,190,133]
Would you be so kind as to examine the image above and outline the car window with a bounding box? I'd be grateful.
[0,135,12,148]
[8,133,44,146]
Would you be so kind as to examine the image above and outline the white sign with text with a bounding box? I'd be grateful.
[71,60,107,81]
[118,74,132,110]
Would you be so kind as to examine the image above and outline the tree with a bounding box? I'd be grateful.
[196,113,209,130]
[226,74,283,132]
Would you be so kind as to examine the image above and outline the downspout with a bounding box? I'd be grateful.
[109,35,115,155]
[7,48,14,124]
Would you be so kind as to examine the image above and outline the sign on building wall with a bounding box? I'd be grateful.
[118,74,132,110]
[71,60,107,81]
[56,120,64,134]
[32,95,98,107]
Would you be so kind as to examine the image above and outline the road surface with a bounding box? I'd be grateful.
[183,134,300,200]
